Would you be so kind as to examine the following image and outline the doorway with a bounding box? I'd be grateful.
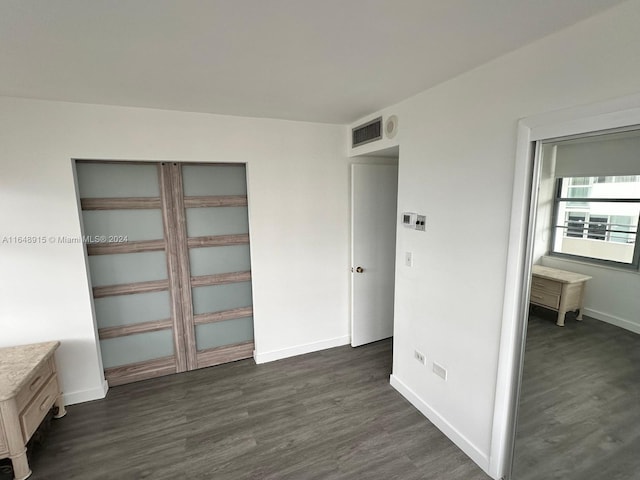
[350,157,399,347]
[509,129,640,479]
[492,99,640,479]
[76,161,255,386]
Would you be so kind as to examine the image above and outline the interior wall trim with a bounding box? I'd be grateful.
[582,308,640,335]
[254,335,350,364]
[61,379,109,406]
[390,374,490,475]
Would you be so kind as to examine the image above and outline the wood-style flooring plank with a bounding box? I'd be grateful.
[512,310,640,480]
[27,339,490,480]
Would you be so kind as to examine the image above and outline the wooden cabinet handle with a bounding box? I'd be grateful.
[30,376,42,390]
[531,295,543,300]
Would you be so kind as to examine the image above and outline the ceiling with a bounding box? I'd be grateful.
[0,0,629,124]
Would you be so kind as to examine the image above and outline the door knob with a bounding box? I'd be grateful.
[355,266,364,273]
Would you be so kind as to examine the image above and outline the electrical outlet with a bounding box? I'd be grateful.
[432,362,447,380]
[414,350,426,365]
[416,215,426,231]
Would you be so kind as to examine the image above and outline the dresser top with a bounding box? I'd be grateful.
[0,341,60,401]
[532,265,592,284]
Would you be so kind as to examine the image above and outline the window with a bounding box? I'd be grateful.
[552,175,640,268]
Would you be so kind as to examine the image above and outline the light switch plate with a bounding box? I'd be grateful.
[405,252,413,267]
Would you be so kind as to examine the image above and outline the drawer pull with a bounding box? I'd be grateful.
[30,376,42,390]
[39,395,51,411]
[533,282,545,287]
[531,295,543,300]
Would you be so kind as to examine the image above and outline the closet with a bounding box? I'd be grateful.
[76,161,254,386]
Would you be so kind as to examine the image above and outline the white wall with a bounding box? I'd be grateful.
[352,0,640,476]
[0,97,350,403]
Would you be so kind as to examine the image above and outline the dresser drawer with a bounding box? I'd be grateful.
[20,375,59,442]
[15,358,53,411]
[530,288,560,309]
[531,277,562,294]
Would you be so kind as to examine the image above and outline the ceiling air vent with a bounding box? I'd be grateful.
[352,117,382,148]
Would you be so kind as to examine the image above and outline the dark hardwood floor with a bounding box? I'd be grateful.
[26,339,490,480]
[512,310,640,480]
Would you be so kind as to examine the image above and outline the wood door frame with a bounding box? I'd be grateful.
[490,93,640,479]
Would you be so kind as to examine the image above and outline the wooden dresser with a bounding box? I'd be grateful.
[530,265,592,327]
[0,342,66,480]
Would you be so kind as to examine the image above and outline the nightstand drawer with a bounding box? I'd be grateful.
[15,358,53,411]
[20,375,59,443]
[530,288,560,309]
[530,277,562,294]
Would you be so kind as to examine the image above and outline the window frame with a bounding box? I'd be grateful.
[550,176,640,270]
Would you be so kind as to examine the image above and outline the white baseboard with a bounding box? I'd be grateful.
[389,374,491,476]
[583,308,640,334]
[254,335,350,364]
[63,379,108,405]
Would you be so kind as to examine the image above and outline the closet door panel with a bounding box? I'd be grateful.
[82,210,165,241]
[195,317,254,351]
[189,245,251,277]
[93,292,172,328]
[180,163,254,369]
[76,162,161,198]
[182,164,247,196]
[88,251,168,287]
[185,207,250,237]
[100,330,175,368]
[191,282,253,315]
[78,161,180,385]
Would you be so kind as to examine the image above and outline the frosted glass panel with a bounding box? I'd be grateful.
[192,282,253,315]
[82,210,164,241]
[196,317,254,351]
[189,245,251,276]
[100,330,174,368]
[186,207,249,237]
[182,164,247,196]
[76,163,160,198]
[89,251,168,287]
[94,291,171,328]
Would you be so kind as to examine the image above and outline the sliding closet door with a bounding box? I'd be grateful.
[78,160,254,386]
[176,164,255,370]
[77,162,186,386]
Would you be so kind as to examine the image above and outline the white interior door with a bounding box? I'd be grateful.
[351,163,399,347]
